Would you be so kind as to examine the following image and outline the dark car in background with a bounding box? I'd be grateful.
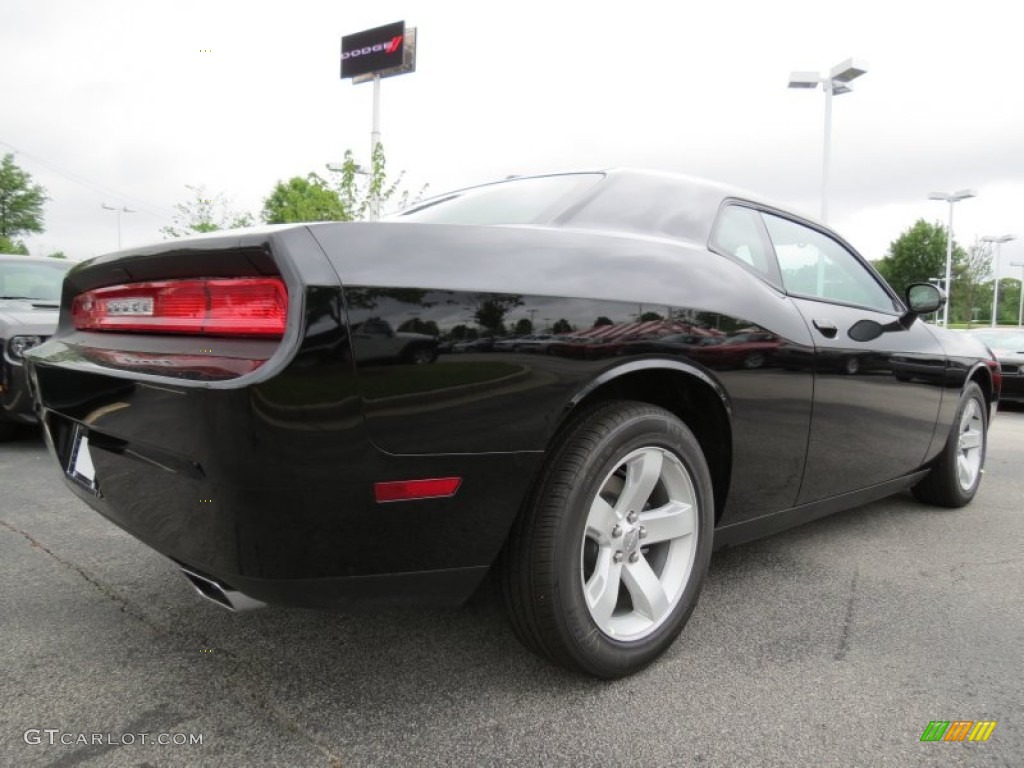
[1,254,73,439]
[25,170,999,678]
[966,328,1024,404]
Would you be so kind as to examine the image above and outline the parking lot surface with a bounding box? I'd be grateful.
[2,411,1022,767]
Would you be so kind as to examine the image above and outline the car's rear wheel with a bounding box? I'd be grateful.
[912,381,987,507]
[499,401,714,678]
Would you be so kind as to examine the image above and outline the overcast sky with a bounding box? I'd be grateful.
[2,0,1022,275]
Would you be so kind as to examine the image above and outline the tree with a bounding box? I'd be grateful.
[995,278,1020,325]
[513,318,533,335]
[47,250,67,259]
[327,143,427,220]
[552,319,572,334]
[875,219,965,298]
[0,236,29,254]
[639,311,663,322]
[162,185,254,238]
[952,240,992,326]
[472,294,524,335]
[261,173,347,224]
[0,154,48,243]
[594,316,613,327]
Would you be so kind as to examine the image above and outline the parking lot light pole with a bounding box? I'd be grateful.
[1012,260,1024,327]
[101,203,136,250]
[788,58,868,223]
[983,235,1016,326]
[928,190,977,326]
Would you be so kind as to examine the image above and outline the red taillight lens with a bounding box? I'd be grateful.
[72,278,288,337]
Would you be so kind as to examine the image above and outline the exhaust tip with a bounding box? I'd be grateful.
[179,567,266,612]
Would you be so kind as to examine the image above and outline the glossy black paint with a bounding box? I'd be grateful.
[24,171,998,610]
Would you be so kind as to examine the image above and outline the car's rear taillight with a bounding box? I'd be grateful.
[72,278,288,337]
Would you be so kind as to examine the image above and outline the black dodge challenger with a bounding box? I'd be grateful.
[25,170,1000,678]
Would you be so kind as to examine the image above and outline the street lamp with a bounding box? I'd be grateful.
[982,234,1016,327]
[928,190,977,327]
[1011,260,1024,327]
[788,57,868,222]
[100,203,136,250]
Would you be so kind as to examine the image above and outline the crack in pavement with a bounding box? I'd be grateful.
[833,566,859,662]
[1,518,345,768]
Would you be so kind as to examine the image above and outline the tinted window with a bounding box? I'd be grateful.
[395,174,603,225]
[710,205,781,285]
[762,213,897,312]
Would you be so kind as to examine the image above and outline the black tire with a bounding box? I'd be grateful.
[498,400,714,678]
[912,381,987,507]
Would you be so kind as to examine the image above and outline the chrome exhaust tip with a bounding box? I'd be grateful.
[179,566,266,612]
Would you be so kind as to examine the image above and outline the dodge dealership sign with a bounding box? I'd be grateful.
[341,21,407,79]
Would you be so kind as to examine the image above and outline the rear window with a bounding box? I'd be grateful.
[394,173,603,225]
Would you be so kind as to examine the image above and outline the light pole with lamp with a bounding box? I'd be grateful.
[982,234,1016,326]
[788,58,868,223]
[101,203,136,250]
[927,190,976,327]
[1011,260,1024,327]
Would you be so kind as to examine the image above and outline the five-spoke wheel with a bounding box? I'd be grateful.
[499,401,713,678]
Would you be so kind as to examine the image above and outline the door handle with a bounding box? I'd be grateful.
[813,318,838,338]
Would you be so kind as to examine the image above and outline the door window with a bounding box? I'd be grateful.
[762,213,897,313]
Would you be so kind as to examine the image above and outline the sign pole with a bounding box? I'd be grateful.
[371,73,381,221]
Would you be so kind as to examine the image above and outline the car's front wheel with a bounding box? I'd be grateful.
[912,381,987,507]
[499,401,714,678]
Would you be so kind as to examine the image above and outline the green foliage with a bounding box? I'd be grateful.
[875,219,965,296]
[261,173,348,224]
[952,240,992,325]
[513,318,533,335]
[994,278,1021,325]
[0,153,48,239]
[639,311,663,322]
[594,316,613,327]
[328,144,427,220]
[47,250,67,259]
[162,185,254,238]
[0,235,29,254]
[552,318,572,334]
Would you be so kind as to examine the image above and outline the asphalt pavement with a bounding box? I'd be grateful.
[1,409,1022,767]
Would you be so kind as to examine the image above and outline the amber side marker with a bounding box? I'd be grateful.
[374,477,462,503]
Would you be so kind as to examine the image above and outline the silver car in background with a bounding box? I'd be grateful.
[1,255,73,439]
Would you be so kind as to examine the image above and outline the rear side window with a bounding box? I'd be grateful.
[396,174,603,225]
[709,205,781,286]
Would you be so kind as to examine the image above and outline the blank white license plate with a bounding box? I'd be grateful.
[67,426,98,492]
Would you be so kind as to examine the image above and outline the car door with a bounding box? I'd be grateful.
[760,211,946,504]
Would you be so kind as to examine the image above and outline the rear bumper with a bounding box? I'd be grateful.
[35,391,535,609]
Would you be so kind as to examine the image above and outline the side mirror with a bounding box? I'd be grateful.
[905,283,945,315]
